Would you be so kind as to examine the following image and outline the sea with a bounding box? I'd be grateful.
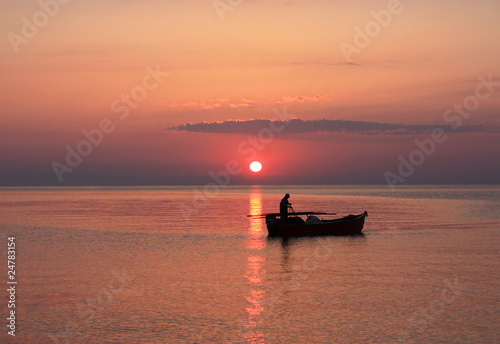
[0,185,499,344]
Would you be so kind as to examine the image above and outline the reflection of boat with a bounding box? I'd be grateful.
[261,211,367,237]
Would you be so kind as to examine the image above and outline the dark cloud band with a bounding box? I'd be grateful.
[166,118,498,135]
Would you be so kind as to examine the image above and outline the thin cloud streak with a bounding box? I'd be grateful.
[274,93,348,104]
[166,93,344,109]
[166,119,500,135]
[167,98,257,110]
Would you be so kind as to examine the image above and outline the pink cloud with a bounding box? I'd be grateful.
[275,92,349,104]
[167,98,255,110]
[229,99,256,108]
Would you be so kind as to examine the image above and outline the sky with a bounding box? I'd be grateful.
[0,0,499,186]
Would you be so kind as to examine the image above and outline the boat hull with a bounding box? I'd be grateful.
[266,211,367,237]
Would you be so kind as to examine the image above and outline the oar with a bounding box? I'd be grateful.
[247,211,337,217]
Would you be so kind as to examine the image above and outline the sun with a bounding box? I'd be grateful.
[249,161,262,173]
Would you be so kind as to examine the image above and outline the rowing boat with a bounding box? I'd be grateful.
[257,211,367,237]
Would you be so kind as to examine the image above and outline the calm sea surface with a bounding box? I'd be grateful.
[0,185,499,344]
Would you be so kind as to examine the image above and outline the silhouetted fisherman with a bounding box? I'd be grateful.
[280,193,291,221]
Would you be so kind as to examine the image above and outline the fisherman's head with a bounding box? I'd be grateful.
[285,193,290,199]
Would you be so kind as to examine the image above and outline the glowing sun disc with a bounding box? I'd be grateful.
[250,161,262,172]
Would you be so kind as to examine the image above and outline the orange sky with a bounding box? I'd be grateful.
[0,0,499,185]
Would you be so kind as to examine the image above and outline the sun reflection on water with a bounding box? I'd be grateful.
[241,186,267,343]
